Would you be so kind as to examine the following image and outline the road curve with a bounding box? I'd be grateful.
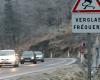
[0,58,77,80]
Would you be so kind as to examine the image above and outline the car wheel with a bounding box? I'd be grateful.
[13,64,19,67]
[33,60,37,64]
[41,60,44,62]
[20,61,24,64]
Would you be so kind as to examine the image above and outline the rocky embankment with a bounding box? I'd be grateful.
[93,68,100,80]
[17,64,88,80]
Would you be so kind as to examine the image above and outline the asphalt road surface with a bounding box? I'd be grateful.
[0,58,77,80]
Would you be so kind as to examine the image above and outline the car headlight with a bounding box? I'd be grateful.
[21,57,23,60]
[10,56,16,61]
[31,57,34,59]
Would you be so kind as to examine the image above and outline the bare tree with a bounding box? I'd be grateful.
[3,0,22,49]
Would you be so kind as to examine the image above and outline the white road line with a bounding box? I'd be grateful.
[44,58,76,67]
[0,58,77,80]
[65,58,77,65]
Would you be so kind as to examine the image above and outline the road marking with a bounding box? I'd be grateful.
[0,58,77,80]
[65,58,77,65]
[44,58,75,67]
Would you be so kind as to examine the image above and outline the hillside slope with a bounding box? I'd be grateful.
[0,0,76,49]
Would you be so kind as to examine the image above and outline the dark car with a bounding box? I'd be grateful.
[20,51,37,64]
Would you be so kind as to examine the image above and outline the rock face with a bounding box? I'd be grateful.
[28,33,97,58]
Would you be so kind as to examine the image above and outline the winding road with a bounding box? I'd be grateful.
[0,58,77,80]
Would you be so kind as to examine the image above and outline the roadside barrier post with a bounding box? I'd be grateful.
[68,50,70,57]
[50,52,53,58]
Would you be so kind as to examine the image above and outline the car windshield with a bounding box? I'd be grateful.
[22,51,33,56]
[0,50,15,56]
[34,52,42,55]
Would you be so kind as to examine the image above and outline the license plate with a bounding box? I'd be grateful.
[37,57,41,59]
[25,59,30,61]
[2,60,8,63]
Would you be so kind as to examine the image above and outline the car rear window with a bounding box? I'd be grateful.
[34,52,42,55]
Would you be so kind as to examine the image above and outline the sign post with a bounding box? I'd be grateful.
[72,0,100,80]
[87,33,92,80]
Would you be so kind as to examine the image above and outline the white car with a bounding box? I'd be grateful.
[34,51,44,62]
[0,50,20,67]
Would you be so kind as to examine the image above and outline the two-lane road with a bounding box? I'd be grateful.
[0,58,77,80]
